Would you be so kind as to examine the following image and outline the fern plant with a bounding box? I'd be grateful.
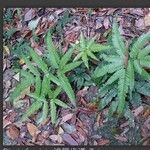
[94,21,150,117]
[10,31,82,124]
[72,32,111,69]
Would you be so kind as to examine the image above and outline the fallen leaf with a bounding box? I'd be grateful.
[13,73,20,82]
[115,135,128,142]
[97,139,110,145]
[76,87,89,97]
[135,18,145,30]
[28,17,41,30]
[144,117,150,130]
[62,133,78,145]
[143,108,150,117]
[5,80,11,89]
[19,58,25,65]
[57,134,63,144]
[132,106,144,117]
[27,123,39,137]
[3,118,11,128]
[20,86,30,99]
[6,124,20,140]
[61,123,76,134]
[24,9,35,21]
[3,46,10,55]
[58,127,64,135]
[49,134,58,141]
[103,17,110,29]
[96,18,103,30]
[60,113,73,124]
[144,12,150,27]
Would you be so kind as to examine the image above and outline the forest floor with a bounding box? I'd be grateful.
[3,8,150,145]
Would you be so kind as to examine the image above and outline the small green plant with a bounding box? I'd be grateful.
[73,32,111,69]
[94,21,150,117]
[10,32,82,124]
[3,8,13,23]
[69,64,92,90]
[50,10,73,38]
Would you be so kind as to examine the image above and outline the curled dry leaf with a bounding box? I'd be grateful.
[3,117,11,128]
[6,124,20,140]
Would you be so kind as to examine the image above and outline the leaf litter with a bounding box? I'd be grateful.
[3,8,150,145]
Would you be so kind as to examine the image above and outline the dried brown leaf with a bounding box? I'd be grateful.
[27,123,39,137]
[6,124,20,140]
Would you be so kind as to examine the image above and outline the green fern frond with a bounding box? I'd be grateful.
[117,69,128,115]
[90,43,112,52]
[130,30,150,58]
[135,81,150,96]
[80,32,86,49]
[37,100,49,124]
[48,73,61,86]
[41,75,50,96]
[11,78,34,103]
[141,69,150,81]
[20,70,34,79]
[126,60,135,96]
[87,50,99,61]
[20,100,43,122]
[87,35,97,49]
[54,99,69,108]
[46,31,60,68]
[108,101,118,116]
[133,60,143,75]
[98,84,115,97]
[140,59,150,68]
[34,75,41,96]
[60,47,74,68]
[105,69,124,85]
[100,54,122,63]
[62,61,82,73]
[22,55,40,77]
[57,71,76,107]
[53,87,62,99]
[73,52,83,61]
[29,48,48,73]
[99,88,117,110]
[82,53,89,69]
[50,100,57,124]
[138,45,150,58]
[112,21,126,57]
